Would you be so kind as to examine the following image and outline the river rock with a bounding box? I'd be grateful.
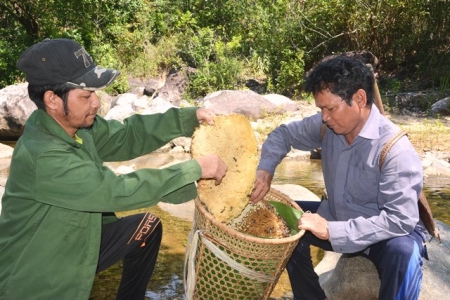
[201,90,292,119]
[156,69,190,106]
[0,83,37,139]
[430,97,450,117]
[422,151,450,177]
[96,90,114,118]
[262,94,298,112]
[272,184,321,202]
[105,93,178,122]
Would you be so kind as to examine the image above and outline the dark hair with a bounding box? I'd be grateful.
[304,56,374,106]
[27,84,76,114]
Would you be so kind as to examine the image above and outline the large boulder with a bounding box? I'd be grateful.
[262,94,298,113]
[272,184,321,202]
[201,90,296,119]
[156,69,191,106]
[0,83,37,139]
[422,152,450,177]
[96,90,115,118]
[104,93,177,122]
[128,68,193,106]
[430,97,450,117]
[319,254,379,300]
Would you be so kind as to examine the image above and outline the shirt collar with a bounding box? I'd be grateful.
[29,109,81,148]
[357,103,381,140]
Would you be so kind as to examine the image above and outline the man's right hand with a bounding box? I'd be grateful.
[249,169,273,203]
[195,155,228,185]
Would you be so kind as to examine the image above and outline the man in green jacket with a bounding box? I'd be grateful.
[0,38,228,300]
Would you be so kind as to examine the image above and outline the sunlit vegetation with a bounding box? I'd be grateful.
[1,1,449,103]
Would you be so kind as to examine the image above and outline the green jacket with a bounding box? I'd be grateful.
[0,107,202,299]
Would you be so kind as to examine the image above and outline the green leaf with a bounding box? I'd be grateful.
[269,201,303,235]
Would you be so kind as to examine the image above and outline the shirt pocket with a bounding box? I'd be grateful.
[55,207,89,228]
[346,168,378,205]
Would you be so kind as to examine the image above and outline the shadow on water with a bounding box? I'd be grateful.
[89,156,449,299]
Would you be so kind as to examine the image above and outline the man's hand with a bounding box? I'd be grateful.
[196,108,216,125]
[298,213,330,240]
[195,154,228,185]
[249,170,273,203]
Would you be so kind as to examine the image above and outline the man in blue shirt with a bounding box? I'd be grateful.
[250,56,427,300]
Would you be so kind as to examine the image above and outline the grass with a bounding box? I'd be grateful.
[394,117,450,153]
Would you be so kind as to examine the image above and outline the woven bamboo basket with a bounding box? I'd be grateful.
[184,189,305,300]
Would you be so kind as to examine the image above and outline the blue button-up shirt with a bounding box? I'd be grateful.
[258,104,424,253]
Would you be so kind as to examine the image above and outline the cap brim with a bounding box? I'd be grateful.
[66,67,120,91]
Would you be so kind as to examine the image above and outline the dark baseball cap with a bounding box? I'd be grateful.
[16,38,120,91]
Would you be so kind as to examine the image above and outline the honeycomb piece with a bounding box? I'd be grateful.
[191,114,258,223]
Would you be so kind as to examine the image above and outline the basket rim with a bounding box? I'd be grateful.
[195,188,305,245]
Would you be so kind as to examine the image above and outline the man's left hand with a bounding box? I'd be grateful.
[196,108,216,125]
[298,212,330,241]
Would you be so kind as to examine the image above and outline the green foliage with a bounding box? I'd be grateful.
[185,57,243,100]
[269,201,303,236]
[123,35,184,80]
[178,27,216,68]
[184,43,244,99]
[440,76,450,93]
[0,32,27,87]
[175,27,245,100]
[274,49,306,98]
[1,0,449,100]
[105,75,129,96]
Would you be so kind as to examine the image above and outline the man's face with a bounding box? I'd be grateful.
[315,89,367,143]
[53,89,101,135]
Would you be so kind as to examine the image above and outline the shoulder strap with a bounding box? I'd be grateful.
[320,123,327,141]
[379,130,407,170]
[379,130,441,242]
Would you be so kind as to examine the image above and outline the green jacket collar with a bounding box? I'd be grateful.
[27,109,84,148]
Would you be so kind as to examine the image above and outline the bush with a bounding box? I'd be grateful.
[2,0,449,96]
[185,57,243,100]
